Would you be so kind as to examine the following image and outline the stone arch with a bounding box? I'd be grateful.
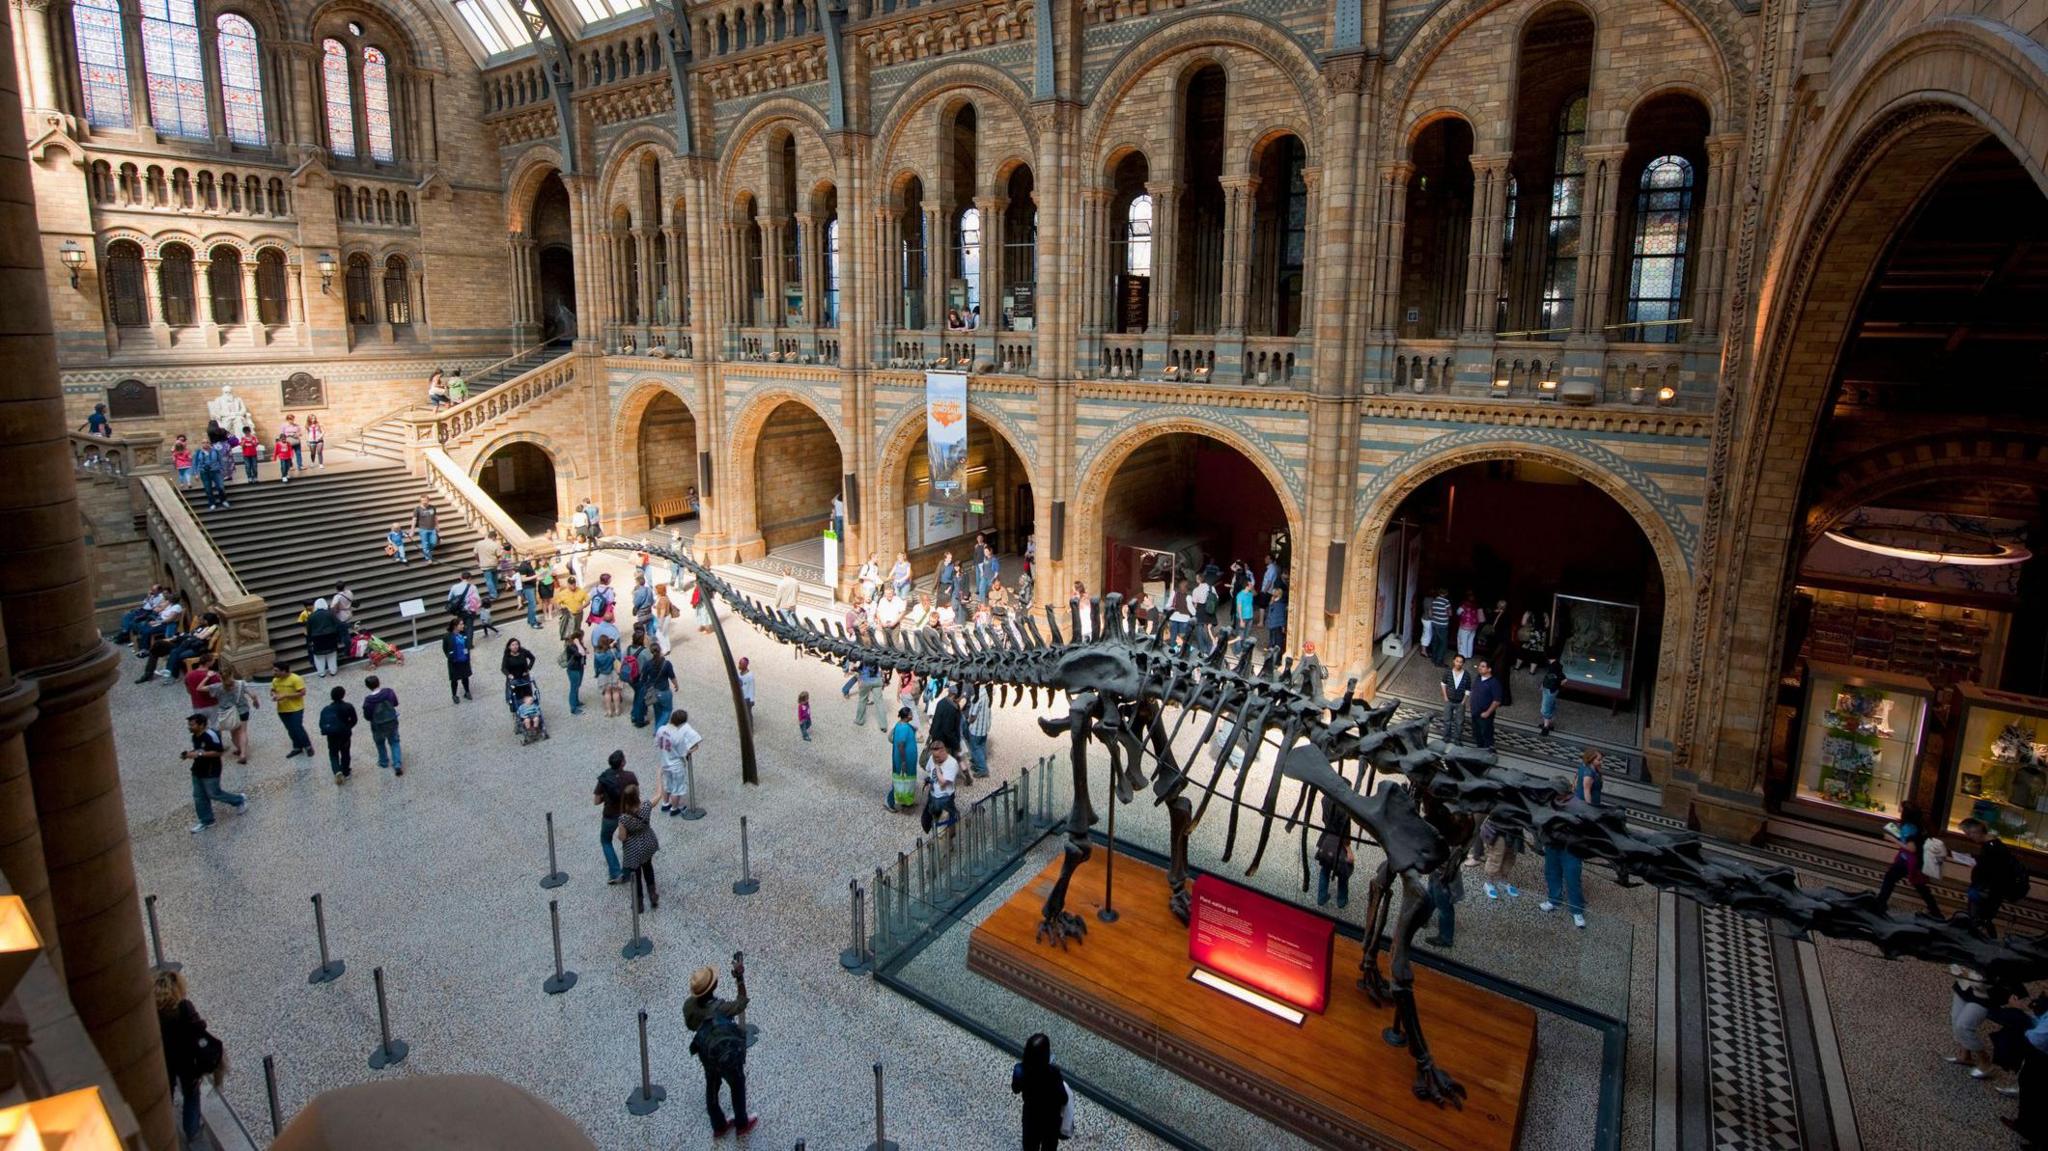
[614,377,706,527]
[505,146,570,232]
[872,62,1039,184]
[197,235,257,258]
[1615,73,1727,134]
[722,387,847,556]
[600,124,681,185]
[1383,0,1744,141]
[1347,436,1692,752]
[1402,106,1480,149]
[148,231,201,258]
[467,430,581,532]
[1070,413,1307,596]
[872,397,1040,534]
[599,138,678,218]
[1244,121,1315,176]
[1082,14,1327,164]
[303,0,449,72]
[719,100,835,203]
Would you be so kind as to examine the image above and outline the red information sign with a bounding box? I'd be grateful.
[1188,873,1336,1014]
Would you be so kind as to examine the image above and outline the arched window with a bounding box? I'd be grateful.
[89,161,115,203]
[1626,155,1696,344]
[622,228,640,323]
[335,186,351,221]
[383,256,411,324]
[377,188,392,223]
[956,206,982,316]
[824,216,841,327]
[105,241,148,326]
[322,39,356,157]
[1495,174,1518,332]
[344,253,373,323]
[158,244,196,326]
[73,0,133,128]
[362,47,395,162]
[358,187,373,220]
[268,177,288,215]
[1538,94,1588,337]
[141,0,208,138]
[255,248,288,324]
[1125,194,1154,277]
[244,175,262,213]
[207,246,243,325]
[397,192,412,225]
[216,14,266,146]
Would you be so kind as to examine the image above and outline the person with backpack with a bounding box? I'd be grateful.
[156,969,226,1144]
[194,438,232,510]
[441,619,474,704]
[363,674,402,775]
[1012,1032,1071,1151]
[318,685,357,783]
[1875,802,1942,917]
[685,960,758,1137]
[305,597,342,677]
[638,650,677,734]
[446,572,481,633]
[1961,817,2030,934]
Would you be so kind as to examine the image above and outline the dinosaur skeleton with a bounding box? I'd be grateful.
[599,540,2048,1106]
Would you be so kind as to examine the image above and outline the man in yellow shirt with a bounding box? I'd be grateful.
[555,577,590,641]
[269,659,314,758]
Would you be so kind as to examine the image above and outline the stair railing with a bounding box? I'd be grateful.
[347,341,562,457]
[405,350,579,453]
[137,474,273,677]
[420,447,544,557]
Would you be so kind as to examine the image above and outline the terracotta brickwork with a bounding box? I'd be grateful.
[16,0,2048,854]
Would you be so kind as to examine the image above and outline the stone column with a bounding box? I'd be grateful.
[242,258,262,336]
[1081,187,1109,341]
[1577,144,1627,339]
[1218,176,1255,334]
[661,224,682,330]
[194,257,217,341]
[790,212,815,327]
[0,7,174,1136]
[974,195,1001,339]
[1376,163,1412,333]
[14,0,54,110]
[286,257,305,327]
[634,227,655,328]
[1694,135,1738,341]
[1145,182,1176,334]
[1295,168,1319,340]
[1465,153,1511,335]
[763,216,789,328]
[922,203,944,332]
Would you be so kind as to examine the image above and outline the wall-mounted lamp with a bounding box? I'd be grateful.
[316,251,336,293]
[1192,365,1211,381]
[1537,378,1559,401]
[1491,376,1512,396]
[1656,385,1678,406]
[1162,364,1181,381]
[58,241,85,289]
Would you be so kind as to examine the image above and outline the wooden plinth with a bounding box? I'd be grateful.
[967,852,1536,1151]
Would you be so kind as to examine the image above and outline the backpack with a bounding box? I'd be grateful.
[623,652,642,682]
[366,695,396,727]
[689,1012,747,1075]
[1541,666,1566,693]
[447,586,468,614]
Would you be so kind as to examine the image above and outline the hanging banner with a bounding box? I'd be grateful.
[925,370,970,506]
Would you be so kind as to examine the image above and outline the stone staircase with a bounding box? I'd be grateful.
[712,560,839,615]
[350,340,573,462]
[180,459,514,668]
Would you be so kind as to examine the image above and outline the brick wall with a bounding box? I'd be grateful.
[637,393,698,513]
[753,404,840,550]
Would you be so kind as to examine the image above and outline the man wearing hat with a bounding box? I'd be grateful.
[685,958,757,1136]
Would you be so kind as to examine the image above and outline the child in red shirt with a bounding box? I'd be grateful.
[273,434,295,483]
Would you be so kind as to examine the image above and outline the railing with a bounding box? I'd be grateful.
[421,448,544,556]
[996,336,1034,374]
[69,429,163,477]
[1099,334,1144,377]
[1243,337,1301,386]
[1166,338,1217,379]
[90,158,293,219]
[412,351,578,450]
[845,763,1056,974]
[137,474,271,676]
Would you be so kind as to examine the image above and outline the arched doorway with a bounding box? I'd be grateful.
[636,392,700,528]
[751,401,843,554]
[531,171,577,341]
[1371,458,1665,758]
[1762,137,2048,839]
[478,441,560,533]
[1095,432,1289,630]
[895,415,1032,580]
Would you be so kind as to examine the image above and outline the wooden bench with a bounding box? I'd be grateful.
[649,497,698,523]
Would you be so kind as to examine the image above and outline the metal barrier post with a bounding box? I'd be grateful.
[544,899,577,994]
[540,812,569,889]
[622,878,653,959]
[863,1062,900,1151]
[307,893,345,985]
[144,894,180,974]
[263,1055,283,1136]
[840,880,870,972]
[366,967,408,1069]
[625,1009,666,1115]
[733,816,760,895]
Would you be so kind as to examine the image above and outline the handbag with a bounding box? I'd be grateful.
[1059,1081,1076,1139]
[918,779,935,833]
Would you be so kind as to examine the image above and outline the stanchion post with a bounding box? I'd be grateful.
[872,874,891,961]
[366,966,409,1069]
[621,879,653,959]
[306,893,345,985]
[540,811,569,889]
[1098,765,1120,924]
[144,894,181,974]
[864,1061,900,1151]
[625,1009,666,1115]
[732,816,760,896]
[544,899,578,994]
[679,756,706,820]
[263,1055,283,1136]
[907,843,928,925]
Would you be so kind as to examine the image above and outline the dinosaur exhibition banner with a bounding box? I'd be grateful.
[925,370,969,506]
[1189,874,1335,1014]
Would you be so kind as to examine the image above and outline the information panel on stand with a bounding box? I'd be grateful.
[1188,874,1335,1013]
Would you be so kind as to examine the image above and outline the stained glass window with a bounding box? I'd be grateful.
[322,39,355,157]
[141,0,208,138]
[216,14,266,146]
[1626,155,1696,344]
[1539,95,1588,338]
[362,46,394,162]
[73,0,132,128]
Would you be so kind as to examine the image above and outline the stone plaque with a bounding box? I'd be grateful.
[106,378,160,419]
[281,372,326,409]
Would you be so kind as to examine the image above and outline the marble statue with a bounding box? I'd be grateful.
[208,384,254,435]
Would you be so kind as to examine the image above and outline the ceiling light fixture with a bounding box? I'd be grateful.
[1823,526,2032,567]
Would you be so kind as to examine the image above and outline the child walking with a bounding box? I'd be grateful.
[797,691,812,741]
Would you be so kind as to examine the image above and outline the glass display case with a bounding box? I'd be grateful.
[1942,685,2048,853]
[1549,595,1640,700]
[1793,663,1932,819]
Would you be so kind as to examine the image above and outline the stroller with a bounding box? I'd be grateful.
[507,674,549,744]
